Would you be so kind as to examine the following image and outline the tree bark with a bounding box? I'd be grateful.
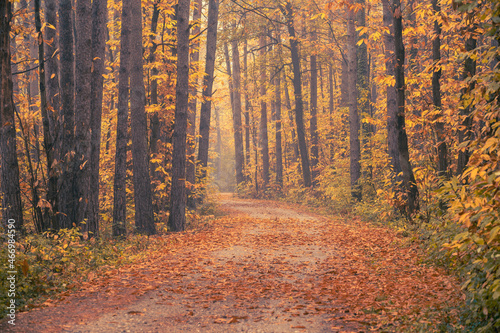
[393,0,419,216]
[169,0,191,232]
[243,40,251,170]
[310,28,319,186]
[275,62,283,187]
[259,31,270,189]
[112,0,131,237]
[87,0,107,238]
[74,0,93,232]
[43,0,60,230]
[186,0,202,208]
[282,1,311,187]
[432,0,448,178]
[0,0,24,231]
[130,0,155,234]
[35,0,52,231]
[382,0,401,179]
[457,31,477,175]
[198,0,219,183]
[231,39,245,187]
[347,3,361,200]
[58,0,76,229]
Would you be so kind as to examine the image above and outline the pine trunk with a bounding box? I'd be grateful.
[0,0,24,231]
[112,0,131,237]
[259,31,270,188]
[347,4,361,200]
[310,29,319,186]
[58,0,76,229]
[393,0,419,216]
[130,0,155,234]
[231,39,245,187]
[169,0,191,232]
[198,0,219,182]
[282,2,311,187]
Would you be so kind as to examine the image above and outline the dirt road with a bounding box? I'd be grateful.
[2,194,462,332]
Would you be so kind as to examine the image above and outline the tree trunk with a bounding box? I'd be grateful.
[35,0,52,231]
[130,0,155,235]
[275,63,283,187]
[259,31,270,189]
[186,0,202,208]
[169,0,191,232]
[198,0,219,183]
[310,28,319,186]
[393,0,419,216]
[43,0,60,230]
[284,71,298,162]
[112,0,131,238]
[58,0,76,229]
[73,0,93,232]
[347,3,361,200]
[432,0,448,178]
[0,0,24,231]
[382,0,401,179]
[88,0,107,238]
[243,40,251,171]
[231,39,245,187]
[282,1,311,187]
[457,33,477,175]
[147,3,161,214]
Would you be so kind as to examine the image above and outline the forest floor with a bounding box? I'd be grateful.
[1,194,464,332]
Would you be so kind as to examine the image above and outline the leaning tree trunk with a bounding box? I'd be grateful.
[112,0,131,238]
[347,3,361,200]
[393,0,419,216]
[0,0,24,231]
[130,0,155,235]
[169,0,191,232]
[198,0,219,183]
[58,0,76,229]
[282,2,311,187]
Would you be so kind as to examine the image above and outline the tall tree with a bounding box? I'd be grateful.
[432,0,448,178]
[198,0,219,182]
[382,0,401,180]
[281,1,311,187]
[112,0,131,238]
[130,0,155,234]
[35,0,53,231]
[275,61,283,187]
[393,0,419,216]
[243,39,251,170]
[347,2,361,200]
[0,0,24,230]
[186,0,202,208]
[73,0,93,232]
[456,20,477,175]
[88,0,108,237]
[231,38,245,187]
[259,30,270,188]
[309,27,319,186]
[169,0,191,232]
[43,0,60,230]
[58,0,76,229]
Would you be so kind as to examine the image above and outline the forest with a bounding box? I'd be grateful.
[0,0,499,331]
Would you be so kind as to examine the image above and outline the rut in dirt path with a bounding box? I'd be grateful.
[2,194,462,333]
